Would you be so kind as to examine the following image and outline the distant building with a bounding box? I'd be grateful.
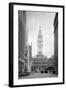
[54,13,58,74]
[31,25,57,74]
[31,26,48,72]
[37,26,43,59]
[27,44,32,72]
[28,44,32,64]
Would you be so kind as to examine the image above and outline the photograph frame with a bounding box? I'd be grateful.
[9,2,65,87]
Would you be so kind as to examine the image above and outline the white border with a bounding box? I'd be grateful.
[13,5,63,85]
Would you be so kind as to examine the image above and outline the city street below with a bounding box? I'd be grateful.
[19,72,57,79]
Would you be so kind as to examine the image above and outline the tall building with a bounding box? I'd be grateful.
[31,26,47,72]
[18,11,31,76]
[54,13,58,74]
[18,11,27,77]
[18,11,26,60]
[37,26,43,59]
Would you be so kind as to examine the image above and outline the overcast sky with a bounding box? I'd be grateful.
[26,11,55,58]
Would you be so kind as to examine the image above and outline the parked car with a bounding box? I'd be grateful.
[35,69,40,73]
[45,66,55,74]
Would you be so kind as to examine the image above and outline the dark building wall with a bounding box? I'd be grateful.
[18,11,26,60]
[54,27,58,58]
[54,13,58,74]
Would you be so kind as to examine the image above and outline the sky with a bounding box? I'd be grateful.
[26,11,55,58]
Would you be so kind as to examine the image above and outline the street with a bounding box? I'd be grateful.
[20,72,57,79]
